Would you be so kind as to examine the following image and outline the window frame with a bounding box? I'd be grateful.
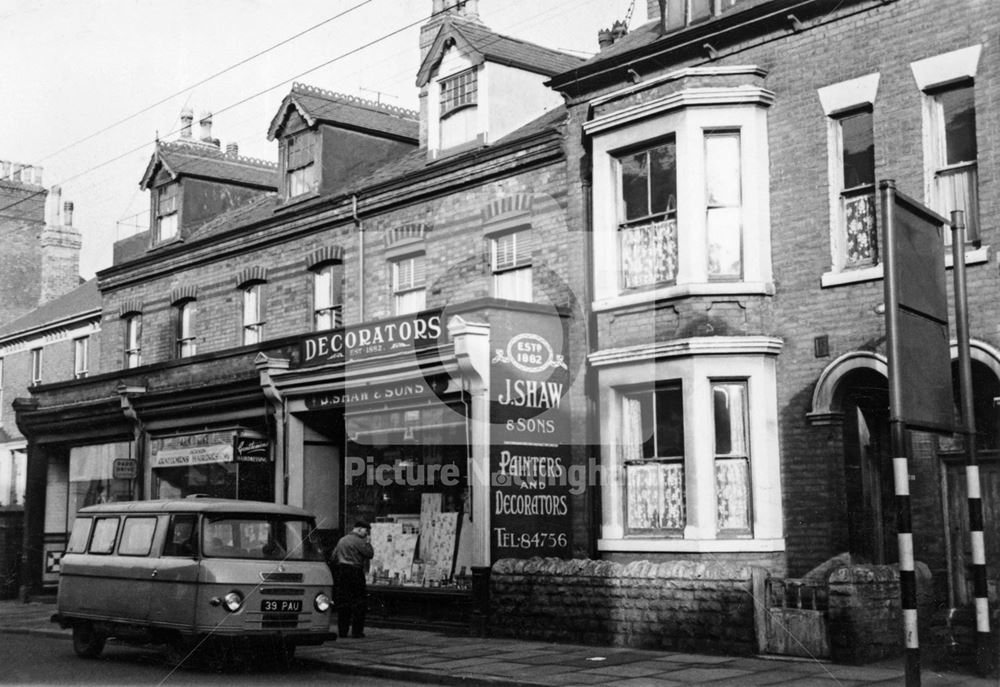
[283,132,317,199]
[926,81,979,244]
[391,254,427,316]
[175,299,197,358]
[30,347,42,386]
[73,336,89,379]
[490,229,533,302]
[439,67,478,118]
[154,183,179,243]
[587,85,772,311]
[832,107,878,270]
[242,282,265,345]
[711,379,752,536]
[123,313,142,369]
[88,516,120,555]
[312,262,344,331]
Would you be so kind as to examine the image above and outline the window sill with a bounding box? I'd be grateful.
[598,537,785,553]
[820,245,989,288]
[593,281,774,312]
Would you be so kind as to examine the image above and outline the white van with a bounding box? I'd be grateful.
[52,497,335,666]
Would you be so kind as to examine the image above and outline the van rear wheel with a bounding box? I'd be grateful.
[72,622,105,658]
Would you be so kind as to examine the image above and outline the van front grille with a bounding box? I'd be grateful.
[261,613,300,629]
[260,572,303,583]
[260,587,305,596]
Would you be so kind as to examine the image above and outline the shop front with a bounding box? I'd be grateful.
[259,302,576,628]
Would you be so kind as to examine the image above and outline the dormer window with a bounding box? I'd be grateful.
[284,133,317,198]
[155,184,178,243]
[439,68,479,150]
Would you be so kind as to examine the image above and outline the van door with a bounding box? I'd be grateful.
[147,513,200,632]
[109,515,160,622]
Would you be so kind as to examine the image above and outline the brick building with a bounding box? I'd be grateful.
[0,163,83,597]
[16,0,591,626]
[15,0,997,662]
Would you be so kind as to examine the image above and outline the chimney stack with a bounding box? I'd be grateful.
[225,142,239,157]
[63,201,74,227]
[180,106,194,139]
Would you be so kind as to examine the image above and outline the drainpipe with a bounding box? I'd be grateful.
[117,383,147,501]
[257,355,289,504]
[581,106,600,559]
[354,195,364,322]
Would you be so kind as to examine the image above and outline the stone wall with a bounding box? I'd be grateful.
[490,558,756,654]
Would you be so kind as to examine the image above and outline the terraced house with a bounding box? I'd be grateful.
[15,0,999,666]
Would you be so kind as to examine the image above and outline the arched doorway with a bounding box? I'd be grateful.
[810,352,896,564]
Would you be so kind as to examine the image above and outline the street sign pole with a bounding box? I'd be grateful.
[950,210,993,676]
[881,180,921,687]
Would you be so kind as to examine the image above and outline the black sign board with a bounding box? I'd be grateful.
[489,309,572,560]
[881,183,954,433]
[294,310,444,368]
[235,436,271,463]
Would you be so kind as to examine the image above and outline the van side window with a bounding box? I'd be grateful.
[163,514,198,557]
[119,517,158,556]
[66,518,93,554]
[89,517,120,554]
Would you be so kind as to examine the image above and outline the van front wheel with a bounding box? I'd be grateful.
[72,622,106,658]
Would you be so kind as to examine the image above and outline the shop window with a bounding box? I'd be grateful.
[242,282,265,345]
[0,448,26,507]
[284,133,317,199]
[163,514,198,557]
[30,348,42,386]
[155,184,178,243]
[88,517,120,555]
[175,300,197,357]
[123,313,141,369]
[118,517,157,556]
[392,254,426,315]
[313,262,343,331]
[622,383,685,534]
[68,443,133,518]
[712,380,751,534]
[74,337,89,379]
[491,230,532,301]
[928,83,978,243]
[151,432,273,502]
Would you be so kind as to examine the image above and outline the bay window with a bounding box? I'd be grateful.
[594,337,783,552]
[587,75,772,309]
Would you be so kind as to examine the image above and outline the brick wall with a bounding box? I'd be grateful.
[490,557,757,654]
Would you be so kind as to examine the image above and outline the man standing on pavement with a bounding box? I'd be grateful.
[332,521,374,638]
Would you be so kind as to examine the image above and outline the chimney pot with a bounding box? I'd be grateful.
[199,112,213,143]
[611,20,628,41]
[180,106,194,139]
[226,142,239,157]
[598,28,614,50]
[63,201,74,227]
[32,167,43,185]
[0,161,9,179]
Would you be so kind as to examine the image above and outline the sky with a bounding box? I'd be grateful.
[0,0,647,278]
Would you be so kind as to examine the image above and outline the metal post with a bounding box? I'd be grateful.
[881,180,921,686]
[950,210,992,676]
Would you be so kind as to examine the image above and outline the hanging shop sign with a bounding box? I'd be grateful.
[489,309,572,560]
[294,310,445,368]
[150,431,235,468]
[234,437,271,463]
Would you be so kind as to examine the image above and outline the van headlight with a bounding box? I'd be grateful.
[223,591,243,612]
[314,593,332,612]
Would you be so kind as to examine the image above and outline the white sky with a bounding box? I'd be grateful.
[0,0,646,278]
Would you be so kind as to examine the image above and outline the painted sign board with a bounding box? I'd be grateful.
[294,310,445,368]
[489,308,572,560]
[881,183,953,433]
[112,458,138,480]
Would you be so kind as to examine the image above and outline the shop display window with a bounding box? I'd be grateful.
[344,402,472,588]
[153,461,272,501]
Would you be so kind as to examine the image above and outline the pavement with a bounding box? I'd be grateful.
[1,599,994,686]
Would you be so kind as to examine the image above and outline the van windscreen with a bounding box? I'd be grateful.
[202,515,323,561]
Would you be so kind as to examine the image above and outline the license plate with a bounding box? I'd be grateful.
[261,599,302,613]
